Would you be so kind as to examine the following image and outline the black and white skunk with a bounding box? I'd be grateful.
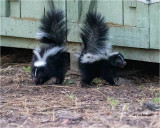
[31,7,69,85]
[78,12,126,87]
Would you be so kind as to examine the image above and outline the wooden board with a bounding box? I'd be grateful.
[136,2,149,28]
[10,1,21,17]
[21,0,45,19]
[67,42,160,63]
[1,36,159,63]
[124,0,137,26]
[67,22,150,49]
[109,26,149,48]
[67,0,82,22]
[67,0,123,24]
[149,3,160,49]
[67,22,81,43]
[45,0,66,13]
[97,0,123,25]
[1,36,41,49]
[0,0,10,17]
[0,17,39,39]
[113,46,160,63]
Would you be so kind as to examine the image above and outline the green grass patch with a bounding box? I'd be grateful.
[23,66,31,73]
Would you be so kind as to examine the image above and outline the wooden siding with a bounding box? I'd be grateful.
[149,2,160,49]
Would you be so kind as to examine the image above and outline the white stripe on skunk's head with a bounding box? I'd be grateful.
[34,61,46,67]
[108,52,119,57]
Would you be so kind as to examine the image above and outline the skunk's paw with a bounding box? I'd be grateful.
[54,78,63,85]
[80,82,91,88]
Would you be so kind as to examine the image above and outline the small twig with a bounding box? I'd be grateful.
[58,115,83,121]
[92,88,106,98]
[29,84,75,89]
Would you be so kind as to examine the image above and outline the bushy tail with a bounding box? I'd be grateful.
[80,12,110,54]
[36,7,68,46]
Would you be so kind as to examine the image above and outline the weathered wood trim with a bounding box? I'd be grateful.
[67,42,160,63]
[1,37,159,63]
[136,2,149,28]
[10,0,21,17]
[124,0,136,26]
[149,3,160,49]
[109,26,149,48]
[67,22,150,49]
[0,36,41,49]
[0,0,10,17]
[113,46,160,63]
[0,17,40,39]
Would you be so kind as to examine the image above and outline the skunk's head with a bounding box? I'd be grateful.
[31,60,48,85]
[108,52,127,68]
[31,46,65,85]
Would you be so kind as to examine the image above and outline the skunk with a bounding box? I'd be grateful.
[31,7,69,85]
[78,12,126,87]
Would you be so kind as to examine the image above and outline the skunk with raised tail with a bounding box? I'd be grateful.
[78,12,126,87]
[31,7,69,85]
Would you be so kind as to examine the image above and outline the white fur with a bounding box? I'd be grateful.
[34,61,46,67]
[35,31,46,40]
[33,49,41,60]
[42,46,65,61]
[33,46,65,67]
[80,52,119,63]
[118,54,124,60]
[80,43,114,63]
[74,53,81,58]
[34,68,38,76]
[108,52,119,56]
[80,53,109,63]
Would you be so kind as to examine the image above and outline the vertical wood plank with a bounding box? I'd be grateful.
[10,1,20,17]
[97,0,123,25]
[45,0,66,15]
[0,0,10,17]
[21,0,45,19]
[67,0,80,22]
[136,2,149,28]
[149,3,160,49]
[124,0,137,26]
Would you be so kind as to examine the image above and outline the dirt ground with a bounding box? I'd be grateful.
[0,48,160,128]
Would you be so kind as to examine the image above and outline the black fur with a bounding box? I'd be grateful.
[79,12,126,87]
[79,52,126,87]
[80,12,109,54]
[39,8,68,46]
[31,6,69,85]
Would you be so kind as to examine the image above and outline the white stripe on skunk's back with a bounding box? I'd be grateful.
[34,61,46,67]
[33,46,65,67]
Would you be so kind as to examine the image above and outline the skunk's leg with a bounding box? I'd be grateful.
[81,74,94,88]
[35,77,50,85]
[55,71,65,84]
[55,76,64,84]
[113,73,119,80]
[104,77,115,86]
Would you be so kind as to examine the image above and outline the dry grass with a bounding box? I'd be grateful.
[0,64,160,128]
[0,49,160,128]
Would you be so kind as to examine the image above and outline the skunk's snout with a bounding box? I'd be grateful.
[123,61,127,66]
[32,77,38,84]
[32,77,42,85]
[121,61,127,68]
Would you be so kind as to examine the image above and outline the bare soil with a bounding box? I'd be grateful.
[0,48,160,128]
